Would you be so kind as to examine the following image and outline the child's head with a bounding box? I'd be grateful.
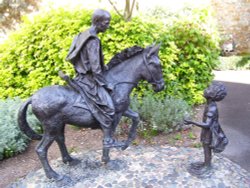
[204,82,227,101]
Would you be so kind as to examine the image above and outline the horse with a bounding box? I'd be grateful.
[18,44,165,181]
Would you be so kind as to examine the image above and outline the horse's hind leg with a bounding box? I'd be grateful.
[36,132,63,180]
[55,124,81,166]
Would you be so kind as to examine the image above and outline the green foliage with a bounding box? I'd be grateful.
[193,142,202,148]
[188,131,196,140]
[130,95,192,134]
[0,9,92,98]
[141,6,220,104]
[236,55,250,68]
[174,133,182,140]
[157,8,220,104]
[216,56,250,70]
[0,7,220,104]
[0,98,41,160]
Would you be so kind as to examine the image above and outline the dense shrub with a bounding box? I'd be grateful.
[130,95,192,134]
[0,98,41,160]
[0,8,220,104]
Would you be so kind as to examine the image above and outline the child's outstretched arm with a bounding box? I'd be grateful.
[184,117,212,129]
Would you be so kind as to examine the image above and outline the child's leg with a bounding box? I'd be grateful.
[203,143,212,167]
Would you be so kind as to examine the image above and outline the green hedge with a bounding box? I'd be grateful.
[0,98,41,160]
[0,8,220,104]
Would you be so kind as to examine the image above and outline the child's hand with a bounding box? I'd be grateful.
[184,118,192,125]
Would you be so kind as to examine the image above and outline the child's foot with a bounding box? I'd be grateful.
[187,161,212,178]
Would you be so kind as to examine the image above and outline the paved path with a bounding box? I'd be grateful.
[214,70,250,172]
[8,146,250,188]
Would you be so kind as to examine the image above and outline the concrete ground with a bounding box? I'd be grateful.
[213,70,250,172]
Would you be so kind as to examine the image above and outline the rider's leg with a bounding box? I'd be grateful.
[102,126,116,148]
[102,114,125,148]
[102,113,123,162]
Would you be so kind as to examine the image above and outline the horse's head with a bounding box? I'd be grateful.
[141,44,165,92]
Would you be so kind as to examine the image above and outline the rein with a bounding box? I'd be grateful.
[113,81,138,88]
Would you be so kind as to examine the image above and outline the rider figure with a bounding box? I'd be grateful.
[66,9,116,148]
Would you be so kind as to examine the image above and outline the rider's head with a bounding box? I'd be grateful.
[92,9,111,33]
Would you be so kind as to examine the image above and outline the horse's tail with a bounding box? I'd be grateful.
[18,98,42,140]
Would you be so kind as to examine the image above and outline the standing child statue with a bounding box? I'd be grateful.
[184,82,229,177]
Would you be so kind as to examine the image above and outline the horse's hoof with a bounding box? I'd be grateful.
[120,140,129,150]
[55,175,73,186]
[101,156,110,164]
[121,144,129,150]
[67,158,81,166]
[47,173,64,181]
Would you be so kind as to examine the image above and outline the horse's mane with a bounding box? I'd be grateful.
[107,45,144,70]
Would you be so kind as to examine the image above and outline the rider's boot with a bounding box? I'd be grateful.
[102,128,125,149]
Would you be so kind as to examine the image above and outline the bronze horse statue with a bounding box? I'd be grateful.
[18,44,164,181]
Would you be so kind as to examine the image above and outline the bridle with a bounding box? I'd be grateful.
[112,51,163,89]
[142,53,164,86]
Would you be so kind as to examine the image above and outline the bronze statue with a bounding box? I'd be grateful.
[18,9,164,182]
[184,82,228,177]
[66,9,116,149]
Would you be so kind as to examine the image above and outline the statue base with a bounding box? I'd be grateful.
[9,146,250,188]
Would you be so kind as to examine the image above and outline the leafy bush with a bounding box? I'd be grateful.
[156,7,220,104]
[237,55,250,68]
[0,7,220,104]
[0,98,41,160]
[129,95,192,135]
[216,56,250,70]
[0,9,91,98]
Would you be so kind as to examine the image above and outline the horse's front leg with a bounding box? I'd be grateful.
[121,108,140,150]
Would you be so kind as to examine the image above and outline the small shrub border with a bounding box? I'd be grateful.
[118,94,192,137]
[0,98,41,160]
